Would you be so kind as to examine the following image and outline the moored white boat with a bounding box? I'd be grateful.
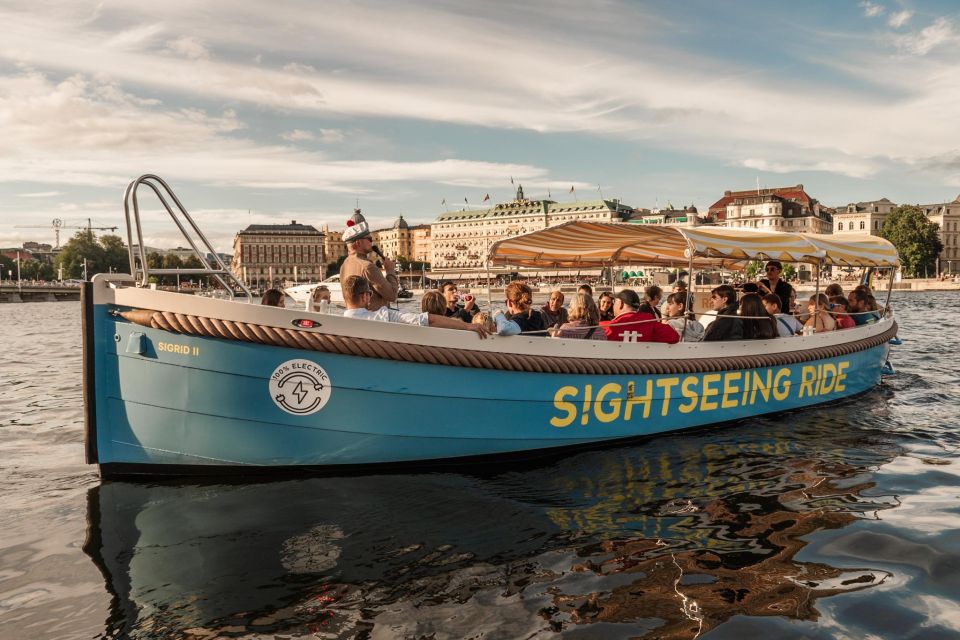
[83,176,901,477]
[284,275,344,306]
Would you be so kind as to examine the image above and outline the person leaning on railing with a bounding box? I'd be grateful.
[343,276,488,338]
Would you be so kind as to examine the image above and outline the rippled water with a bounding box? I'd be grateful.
[1,292,958,639]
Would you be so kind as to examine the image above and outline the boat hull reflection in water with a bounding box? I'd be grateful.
[84,422,899,638]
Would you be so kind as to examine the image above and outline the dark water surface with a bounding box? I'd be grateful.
[1,292,958,639]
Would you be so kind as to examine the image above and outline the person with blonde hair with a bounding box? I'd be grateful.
[553,293,606,340]
[804,293,836,333]
[420,290,447,316]
[309,285,331,313]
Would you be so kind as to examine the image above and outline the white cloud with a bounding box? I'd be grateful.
[887,10,913,28]
[895,18,958,55]
[17,191,62,198]
[280,129,315,142]
[860,1,884,18]
[742,157,878,179]
[318,128,345,143]
[165,36,210,60]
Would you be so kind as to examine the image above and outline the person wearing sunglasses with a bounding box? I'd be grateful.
[757,260,794,318]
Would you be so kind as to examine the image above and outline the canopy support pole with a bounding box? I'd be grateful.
[812,260,822,331]
[883,266,895,316]
[681,250,695,339]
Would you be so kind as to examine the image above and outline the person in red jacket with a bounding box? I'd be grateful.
[600,289,680,343]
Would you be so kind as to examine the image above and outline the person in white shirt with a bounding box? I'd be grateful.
[342,276,488,338]
[762,294,802,337]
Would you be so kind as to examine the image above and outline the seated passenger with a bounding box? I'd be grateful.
[554,293,607,340]
[739,293,778,339]
[703,285,743,342]
[492,281,547,336]
[825,283,844,298]
[601,289,679,343]
[638,285,663,319]
[261,288,286,307]
[740,282,760,295]
[829,295,856,329]
[597,291,615,322]
[540,290,569,328]
[343,276,488,338]
[578,283,594,298]
[471,311,497,334]
[421,290,447,315]
[309,285,331,313]
[663,292,704,342]
[439,281,477,322]
[763,294,801,337]
[804,293,836,332]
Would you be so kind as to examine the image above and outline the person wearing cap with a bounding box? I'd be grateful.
[342,276,488,338]
[758,260,793,318]
[339,209,399,311]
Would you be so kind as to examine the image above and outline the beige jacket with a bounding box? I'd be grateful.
[339,252,399,311]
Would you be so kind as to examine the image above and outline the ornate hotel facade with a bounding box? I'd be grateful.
[430,186,634,273]
[709,184,833,234]
[230,221,325,287]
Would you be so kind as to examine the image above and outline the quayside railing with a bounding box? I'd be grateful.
[123,174,252,300]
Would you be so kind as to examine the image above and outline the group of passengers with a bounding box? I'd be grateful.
[269,211,883,344]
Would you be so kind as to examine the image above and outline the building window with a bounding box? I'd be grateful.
[838,222,842,231]
[860,221,865,230]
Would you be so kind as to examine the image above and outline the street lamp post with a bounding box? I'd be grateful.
[16,251,22,292]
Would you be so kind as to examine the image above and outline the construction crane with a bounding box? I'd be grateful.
[14,218,119,249]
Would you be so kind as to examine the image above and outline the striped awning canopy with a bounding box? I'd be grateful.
[488,222,899,268]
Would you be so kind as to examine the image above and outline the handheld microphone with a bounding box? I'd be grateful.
[371,244,385,268]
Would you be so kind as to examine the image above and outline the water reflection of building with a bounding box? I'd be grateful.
[230,221,325,287]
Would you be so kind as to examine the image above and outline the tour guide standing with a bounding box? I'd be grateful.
[339,209,399,311]
[758,260,793,317]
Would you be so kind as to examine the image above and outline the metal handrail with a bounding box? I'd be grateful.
[123,175,252,300]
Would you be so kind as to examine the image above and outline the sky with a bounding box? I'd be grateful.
[3,0,960,253]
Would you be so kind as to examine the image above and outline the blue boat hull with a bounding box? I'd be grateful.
[87,298,891,474]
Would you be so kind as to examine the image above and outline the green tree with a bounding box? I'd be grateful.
[54,231,104,279]
[745,261,763,279]
[100,234,129,274]
[879,205,944,277]
[0,255,14,279]
[20,260,55,280]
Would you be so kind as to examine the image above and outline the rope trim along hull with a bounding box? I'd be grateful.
[119,308,897,376]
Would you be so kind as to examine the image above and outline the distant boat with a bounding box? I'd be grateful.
[84,176,902,477]
[284,275,343,305]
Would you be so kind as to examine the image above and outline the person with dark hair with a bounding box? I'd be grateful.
[663,291,704,342]
[493,281,547,336]
[740,282,760,295]
[638,285,663,318]
[758,260,794,317]
[763,293,801,337]
[577,283,594,298]
[541,290,569,327]
[825,283,844,298]
[597,291,615,322]
[260,288,285,307]
[600,289,679,343]
[438,281,477,321]
[829,295,856,329]
[739,293,778,340]
[343,276,487,337]
[703,284,743,341]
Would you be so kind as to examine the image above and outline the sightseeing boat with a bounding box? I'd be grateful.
[83,176,900,477]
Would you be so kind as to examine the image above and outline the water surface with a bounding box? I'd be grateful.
[0,292,958,639]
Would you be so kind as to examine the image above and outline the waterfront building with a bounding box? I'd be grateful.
[920,196,960,274]
[708,184,832,234]
[321,227,348,269]
[431,185,634,273]
[833,198,897,235]
[630,203,703,227]
[230,221,325,288]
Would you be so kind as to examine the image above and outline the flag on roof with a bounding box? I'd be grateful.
[569,185,575,193]
[483,193,490,202]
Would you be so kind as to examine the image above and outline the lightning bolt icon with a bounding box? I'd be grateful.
[292,381,308,404]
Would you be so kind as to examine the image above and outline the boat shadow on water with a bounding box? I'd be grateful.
[83,402,903,639]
